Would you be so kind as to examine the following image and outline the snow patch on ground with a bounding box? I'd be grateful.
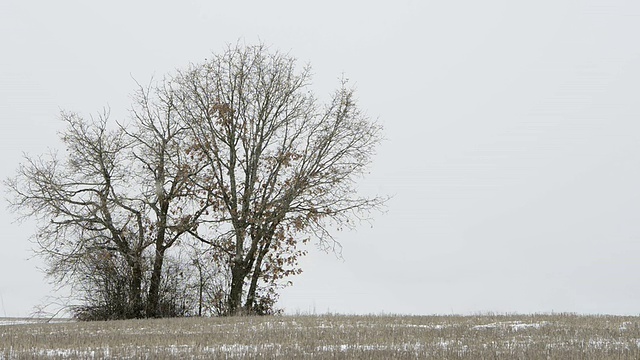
[317,343,424,352]
[0,318,73,326]
[398,324,448,330]
[472,321,548,331]
[620,321,634,331]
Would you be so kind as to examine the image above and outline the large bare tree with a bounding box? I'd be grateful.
[6,43,385,318]
[164,43,386,315]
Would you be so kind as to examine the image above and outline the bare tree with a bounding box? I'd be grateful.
[165,43,386,315]
[6,112,150,318]
[6,43,385,318]
[124,81,210,317]
[6,100,210,318]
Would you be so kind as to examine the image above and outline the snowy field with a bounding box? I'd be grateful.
[1,314,640,359]
[0,318,73,326]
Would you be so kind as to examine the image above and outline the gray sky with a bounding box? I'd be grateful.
[2,0,640,316]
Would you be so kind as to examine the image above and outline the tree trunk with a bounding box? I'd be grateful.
[146,246,166,318]
[245,244,268,313]
[245,228,274,313]
[130,255,144,318]
[197,263,204,317]
[228,259,248,315]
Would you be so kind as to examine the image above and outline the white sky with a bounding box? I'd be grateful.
[2,0,640,316]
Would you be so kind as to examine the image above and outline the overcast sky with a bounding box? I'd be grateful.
[2,0,640,317]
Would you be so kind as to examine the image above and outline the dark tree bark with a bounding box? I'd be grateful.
[146,245,166,317]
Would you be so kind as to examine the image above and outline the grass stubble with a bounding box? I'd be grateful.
[1,313,640,359]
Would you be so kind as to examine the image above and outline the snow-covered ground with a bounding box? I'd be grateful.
[471,320,549,331]
[1,315,639,359]
[0,317,73,326]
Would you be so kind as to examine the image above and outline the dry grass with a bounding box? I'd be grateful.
[1,313,640,359]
